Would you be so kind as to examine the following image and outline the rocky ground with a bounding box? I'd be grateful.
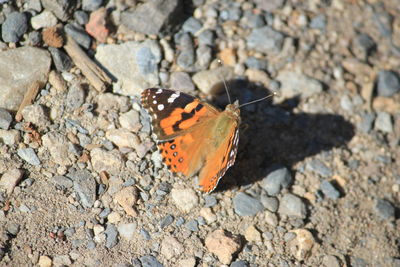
[0,0,399,266]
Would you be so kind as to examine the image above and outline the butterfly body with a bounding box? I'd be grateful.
[141,88,240,193]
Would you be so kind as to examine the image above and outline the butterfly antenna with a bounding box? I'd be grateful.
[217,59,232,104]
[238,91,279,108]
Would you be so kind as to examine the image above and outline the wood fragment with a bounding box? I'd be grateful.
[15,81,43,122]
[64,34,112,92]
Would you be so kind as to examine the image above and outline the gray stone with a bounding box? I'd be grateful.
[64,24,91,50]
[31,10,58,30]
[260,195,279,212]
[276,71,323,99]
[140,229,151,240]
[53,175,73,189]
[99,208,111,218]
[74,10,89,25]
[310,15,327,31]
[185,219,199,232]
[0,108,12,129]
[355,33,376,58]
[170,72,195,93]
[27,0,42,12]
[230,260,249,267]
[105,224,118,249]
[220,6,242,21]
[41,0,77,21]
[177,33,195,70]
[376,70,400,97]
[195,45,212,70]
[278,193,307,219]
[160,215,174,229]
[182,17,202,34]
[28,31,42,46]
[233,192,264,216]
[17,148,41,166]
[6,223,20,235]
[242,10,265,28]
[320,180,340,200]
[204,195,217,207]
[70,170,96,208]
[247,26,284,54]
[139,255,164,267]
[358,113,375,133]
[261,166,292,196]
[82,0,103,11]
[66,83,85,110]
[95,40,161,96]
[49,47,73,72]
[0,47,51,111]
[373,10,392,37]
[340,95,353,111]
[374,199,395,220]
[198,29,215,46]
[121,0,183,36]
[374,111,393,133]
[307,159,332,177]
[254,0,285,12]
[245,57,268,70]
[1,12,28,43]
[350,257,367,267]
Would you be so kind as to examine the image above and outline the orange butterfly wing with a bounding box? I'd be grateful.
[141,88,240,192]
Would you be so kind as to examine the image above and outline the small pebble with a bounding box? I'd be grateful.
[278,193,307,219]
[307,159,332,177]
[2,12,28,43]
[358,113,375,133]
[230,260,249,267]
[182,17,202,34]
[105,224,118,249]
[140,229,151,240]
[160,215,174,229]
[310,14,327,30]
[376,70,400,97]
[64,23,91,49]
[185,219,199,232]
[17,148,41,166]
[320,180,341,200]
[374,199,395,220]
[139,255,163,267]
[374,111,393,133]
[0,108,12,129]
[261,166,292,196]
[233,192,264,216]
[247,26,284,54]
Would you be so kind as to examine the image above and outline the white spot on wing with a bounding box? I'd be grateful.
[153,100,157,104]
[167,92,180,103]
[158,104,164,111]
[156,89,163,94]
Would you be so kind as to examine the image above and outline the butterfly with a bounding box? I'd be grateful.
[141,88,240,193]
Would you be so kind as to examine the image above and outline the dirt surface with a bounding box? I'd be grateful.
[0,0,399,267]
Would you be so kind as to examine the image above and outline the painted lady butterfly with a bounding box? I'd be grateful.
[141,88,240,193]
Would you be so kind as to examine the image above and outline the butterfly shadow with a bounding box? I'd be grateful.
[209,79,356,192]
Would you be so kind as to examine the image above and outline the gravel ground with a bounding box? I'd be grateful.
[0,0,399,267]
